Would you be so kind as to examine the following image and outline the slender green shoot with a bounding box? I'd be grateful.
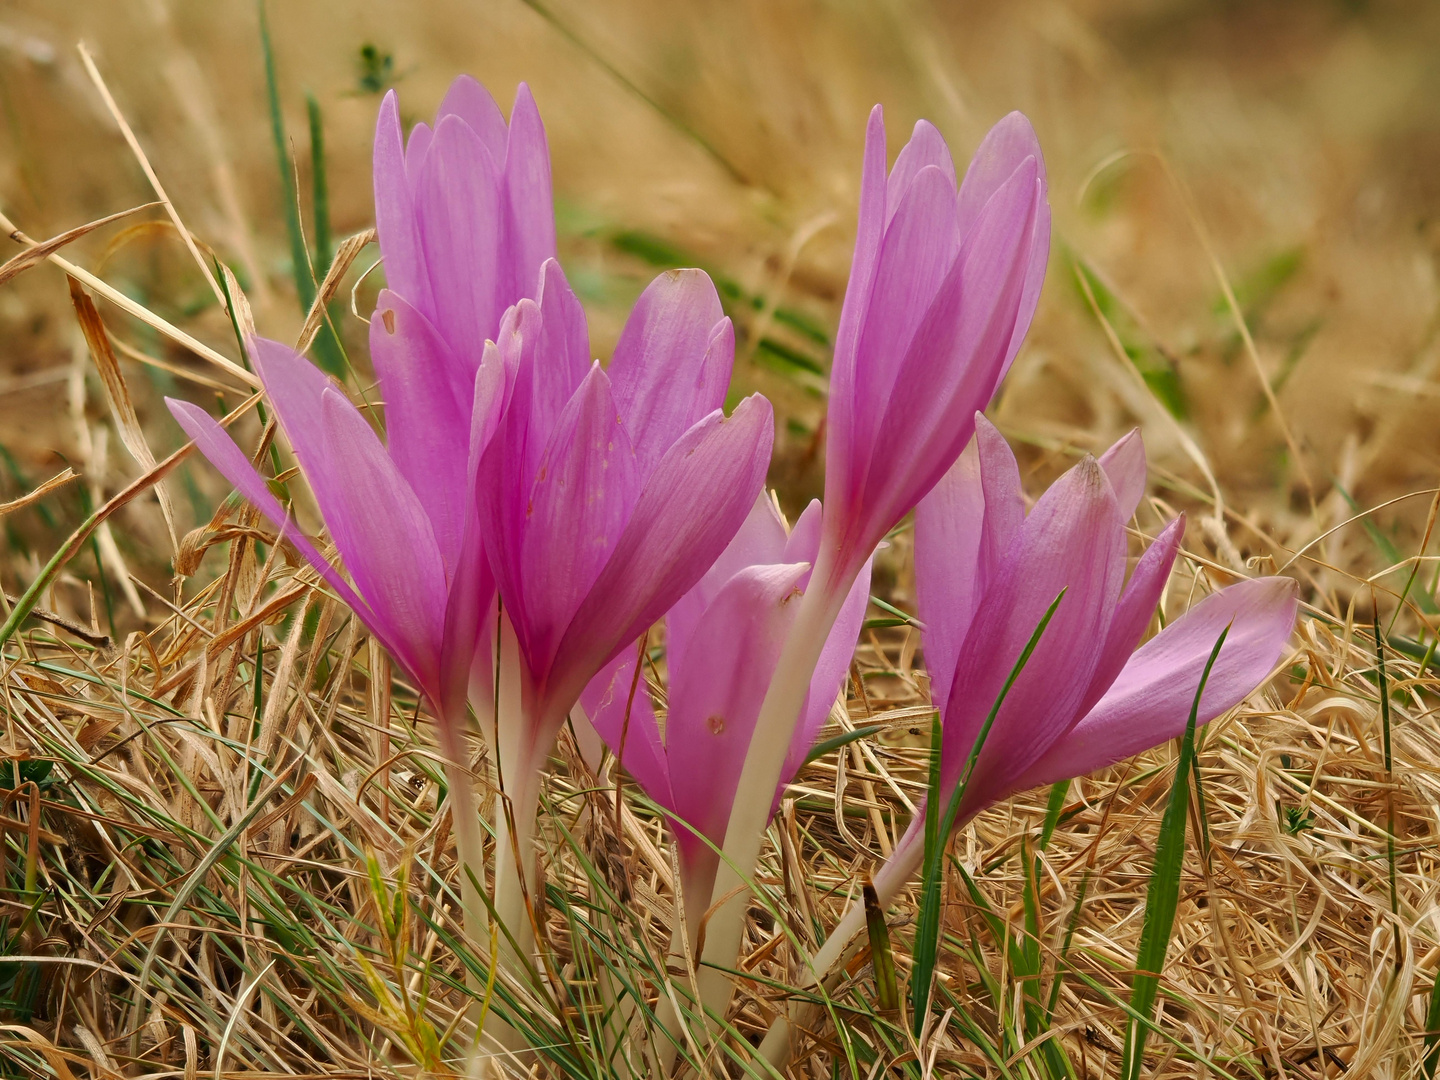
[1119,624,1229,1080]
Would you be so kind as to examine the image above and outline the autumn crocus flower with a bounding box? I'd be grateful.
[784,418,1299,1013]
[699,107,1052,1017]
[581,494,871,949]
[478,261,774,937]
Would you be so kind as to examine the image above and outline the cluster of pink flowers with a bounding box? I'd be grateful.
[169,77,1298,1046]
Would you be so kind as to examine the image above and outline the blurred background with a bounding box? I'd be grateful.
[1,0,1438,630]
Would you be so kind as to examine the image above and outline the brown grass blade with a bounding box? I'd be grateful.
[68,276,179,552]
[296,228,375,354]
[0,202,159,288]
[0,467,77,518]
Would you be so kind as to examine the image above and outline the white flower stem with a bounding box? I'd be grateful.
[693,546,852,1031]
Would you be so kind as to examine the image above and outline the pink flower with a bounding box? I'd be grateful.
[582,494,871,946]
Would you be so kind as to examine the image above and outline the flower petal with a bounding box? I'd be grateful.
[370,289,471,571]
[855,156,1038,560]
[503,83,556,302]
[372,91,431,318]
[826,105,889,520]
[166,398,366,619]
[664,562,811,847]
[316,387,448,691]
[886,119,958,227]
[547,394,775,723]
[940,456,1126,814]
[437,74,507,163]
[1075,514,1184,720]
[845,165,962,494]
[956,113,1050,389]
[581,649,673,810]
[518,362,641,688]
[1098,428,1146,521]
[608,269,731,479]
[914,416,1024,712]
[1016,575,1298,790]
[413,114,503,365]
[668,492,788,678]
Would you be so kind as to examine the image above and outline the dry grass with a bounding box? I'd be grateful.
[1,0,1439,1077]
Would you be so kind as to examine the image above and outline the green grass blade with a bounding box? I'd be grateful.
[256,1,345,376]
[1040,779,1070,851]
[1119,624,1230,1080]
[1373,608,1399,917]
[307,93,332,275]
[1424,971,1440,1078]
[911,588,1067,1035]
[802,724,884,766]
[863,878,898,1013]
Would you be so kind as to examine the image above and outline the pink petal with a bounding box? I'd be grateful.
[914,416,1024,712]
[369,289,471,571]
[957,112,1047,242]
[372,91,431,318]
[852,158,1038,569]
[956,113,1050,389]
[826,105,889,520]
[1098,428,1146,521]
[519,262,592,483]
[1075,514,1184,720]
[581,649,673,810]
[664,563,811,848]
[1016,575,1299,790]
[885,119,957,227]
[316,387,448,691]
[517,363,641,688]
[668,492,788,677]
[546,394,775,724]
[940,456,1126,814]
[608,269,731,479]
[503,83,556,303]
[166,398,366,620]
[436,74,507,163]
[844,166,962,500]
[413,115,503,366]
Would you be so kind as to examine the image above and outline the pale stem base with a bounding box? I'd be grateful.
[693,552,851,1034]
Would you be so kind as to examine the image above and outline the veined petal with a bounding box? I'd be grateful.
[437,74,507,163]
[782,498,823,566]
[940,456,1126,814]
[1015,576,1299,790]
[664,563,811,847]
[914,417,1023,713]
[826,105,889,519]
[404,122,433,179]
[518,362,640,687]
[317,387,448,691]
[1075,514,1184,721]
[886,119,957,227]
[547,394,775,723]
[521,261,592,484]
[414,114,503,366]
[166,399,367,621]
[668,492,788,677]
[370,290,471,571]
[372,91,431,317]
[1098,428,1146,521]
[855,156,1038,562]
[845,165,962,494]
[957,112,1047,241]
[504,83,556,302]
[609,269,730,479]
